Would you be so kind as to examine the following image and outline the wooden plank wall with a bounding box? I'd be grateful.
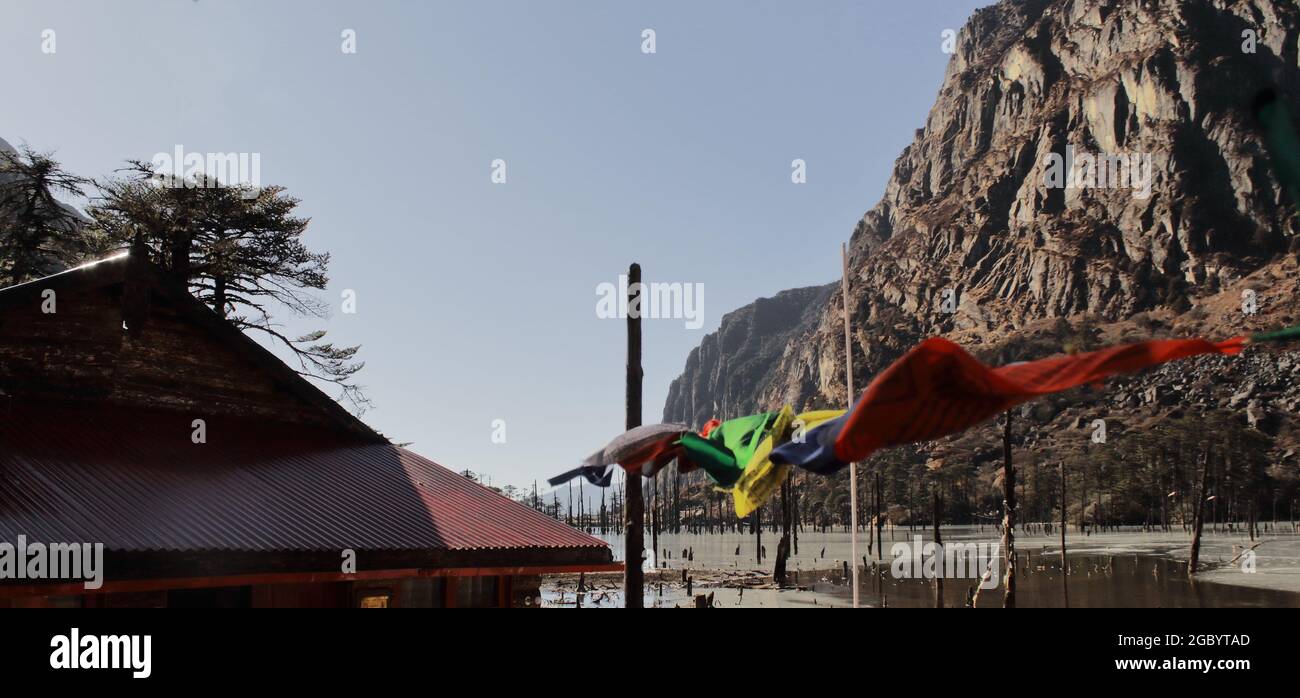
[0,283,334,427]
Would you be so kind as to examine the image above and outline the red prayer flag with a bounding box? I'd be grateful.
[833,335,1246,464]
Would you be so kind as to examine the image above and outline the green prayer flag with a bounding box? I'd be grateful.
[1252,324,1300,344]
[677,411,780,488]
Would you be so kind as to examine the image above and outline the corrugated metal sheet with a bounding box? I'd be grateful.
[0,405,609,555]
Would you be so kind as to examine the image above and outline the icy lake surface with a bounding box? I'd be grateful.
[542,525,1300,608]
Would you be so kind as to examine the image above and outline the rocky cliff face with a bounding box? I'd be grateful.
[665,0,1300,458]
[663,283,836,428]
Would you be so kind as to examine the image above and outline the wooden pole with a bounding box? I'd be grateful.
[624,263,645,608]
[841,242,860,608]
[1002,410,1016,608]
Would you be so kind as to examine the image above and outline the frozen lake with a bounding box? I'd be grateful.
[543,525,1300,608]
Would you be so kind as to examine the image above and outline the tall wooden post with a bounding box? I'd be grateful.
[1002,410,1016,608]
[624,263,645,608]
[841,242,860,608]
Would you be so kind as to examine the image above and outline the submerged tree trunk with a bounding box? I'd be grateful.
[775,477,791,586]
[792,471,800,556]
[651,474,659,569]
[1060,461,1068,608]
[875,469,884,561]
[1002,411,1016,608]
[933,489,944,608]
[1189,446,1210,577]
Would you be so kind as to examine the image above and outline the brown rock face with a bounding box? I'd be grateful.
[665,0,1300,455]
[663,283,836,428]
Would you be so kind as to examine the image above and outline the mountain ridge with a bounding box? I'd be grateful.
[664,0,1300,472]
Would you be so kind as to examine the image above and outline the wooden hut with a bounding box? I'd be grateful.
[0,253,617,607]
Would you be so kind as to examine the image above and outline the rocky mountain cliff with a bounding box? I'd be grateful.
[664,283,836,429]
[665,0,1300,464]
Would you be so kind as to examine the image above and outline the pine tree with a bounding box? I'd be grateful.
[0,145,94,285]
[89,161,368,411]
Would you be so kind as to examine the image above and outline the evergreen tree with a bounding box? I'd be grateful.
[89,161,368,411]
[0,145,93,285]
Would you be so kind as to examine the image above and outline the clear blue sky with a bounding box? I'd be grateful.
[3,0,987,492]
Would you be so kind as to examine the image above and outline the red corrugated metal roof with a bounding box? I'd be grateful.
[0,405,609,556]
